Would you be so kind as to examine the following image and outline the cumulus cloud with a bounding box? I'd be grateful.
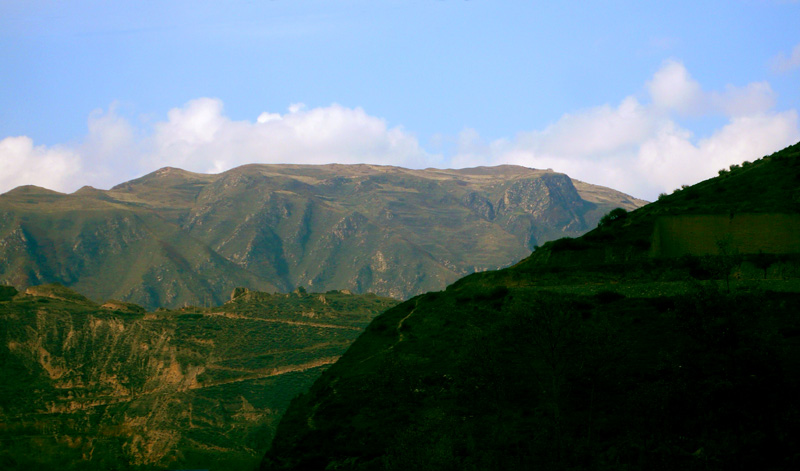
[0,60,797,200]
[633,111,798,195]
[451,60,799,200]
[647,60,776,117]
[771,43,800,73]
[709,82,776,117]
[529,97,659,157]
[143,98,434,175]
[0,100,435,194]
[81,104,141,182]
[0,136,82,194]
[647,60,705,115]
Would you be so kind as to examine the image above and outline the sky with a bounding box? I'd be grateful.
[1,0,799,201]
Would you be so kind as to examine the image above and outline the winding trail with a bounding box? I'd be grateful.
[358,298,420,364]
[204,311,362,330]
[191,356,341,389]
[393,304,418,346]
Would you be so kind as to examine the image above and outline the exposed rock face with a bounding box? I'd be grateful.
[230,286,251,301]
[0,285,397,470]
[100,300,146,314]
[0,164,645,309]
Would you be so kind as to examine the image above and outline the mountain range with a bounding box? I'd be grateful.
[0,164,644,309]
[8,140,798,470]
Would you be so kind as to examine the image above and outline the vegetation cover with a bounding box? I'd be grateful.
[0,164,643,309]
[262,142,800,470]
[0,285,397,470]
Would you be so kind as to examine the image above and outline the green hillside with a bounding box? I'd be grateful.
[261,142,800,470]
[0,284,397,470]
[0,164,644,309]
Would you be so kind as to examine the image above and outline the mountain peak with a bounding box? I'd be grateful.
[1,185,65,197]
[110,166,215,190]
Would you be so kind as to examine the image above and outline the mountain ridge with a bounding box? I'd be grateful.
[0,163,645,309]
[260,141,800,471]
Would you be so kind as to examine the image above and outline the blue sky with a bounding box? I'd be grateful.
[1,0,799,200]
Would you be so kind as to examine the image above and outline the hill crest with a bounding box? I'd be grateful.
[259,141,800,471]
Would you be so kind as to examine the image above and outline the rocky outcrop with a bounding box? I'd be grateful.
[100,299,146,314]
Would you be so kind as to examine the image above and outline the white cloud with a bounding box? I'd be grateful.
[633,111,799,196]
[710,82,776,117]
[647,60,775,118]
[451,60,799,200]
[771,43,800,73]
[0,136,82,194]
[288,103,306,114]
[257,112,281,124]
[144,99,433,174]
[529,97,659,157]
[0,60,797,200]
[647,60,705,115]
[0,100,435,194]
[81,104,140,182]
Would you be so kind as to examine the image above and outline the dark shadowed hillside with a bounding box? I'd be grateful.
[261,142,800,471]
[0,164,644,309]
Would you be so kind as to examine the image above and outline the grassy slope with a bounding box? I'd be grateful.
[261,142,800,470]
[509,141,800,271]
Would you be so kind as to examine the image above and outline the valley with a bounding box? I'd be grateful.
[0,284,397,470]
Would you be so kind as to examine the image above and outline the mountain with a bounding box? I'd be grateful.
[0,164,645,309]
[0,283,397,470]
[261,142,800,470]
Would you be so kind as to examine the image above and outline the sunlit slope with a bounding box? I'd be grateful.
[0,186,277,308]
[0,164,644,308]
[0,284,397,470]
